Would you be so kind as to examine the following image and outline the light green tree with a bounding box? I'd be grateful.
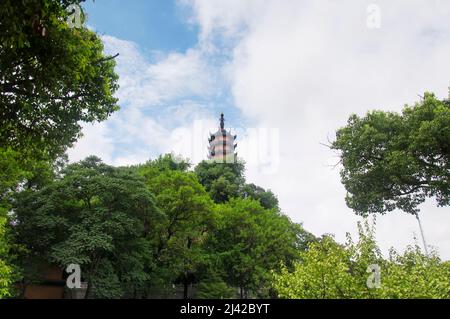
[0,147,29,298]
[0,215,12,298]
[273,220,450,299]
[380,246,450,299]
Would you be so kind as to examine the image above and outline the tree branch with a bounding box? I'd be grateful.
[92,53,119,64]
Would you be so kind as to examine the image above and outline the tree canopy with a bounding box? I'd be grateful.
[139,161,215,298]
[195,160,245,203]
[0,0,119,158]
[13,157,161,298]
[195,160,280,210]
[0,1,120,296]
[332,93,449,216]
[273,220,450,299]
[0,216,13,297]
[4,153,317,299]
[205,198,314,298]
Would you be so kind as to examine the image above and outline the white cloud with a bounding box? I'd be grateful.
[184,0,450,258]
[101,35,217,108]
[69,35,218,167]
[67,122,114,163]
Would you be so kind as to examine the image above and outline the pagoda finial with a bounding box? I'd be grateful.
[220,113,225,130]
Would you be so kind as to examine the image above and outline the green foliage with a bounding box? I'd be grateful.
[380,246,450,299]
[0,215,13,298]
[144,154,191,172]
[5,153,316,299]
[207,198,313,298]
[10,151,448,300]
[274,236,356,299]
[273,220,450,299]
[0,147,35,297]
[195,161,245,203]
[0,0,119,159]
[13,156,161,298]
[332,93,449,216]
[140,162,215,297]
[194,161,279,210]
[0,148,28,197]
[0,0,120,297]
[136,154,191,181]
[241,183,279,210]
[196,273,236,299]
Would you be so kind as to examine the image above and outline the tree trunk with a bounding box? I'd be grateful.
[84,281,91,299]
[183,280,189,299]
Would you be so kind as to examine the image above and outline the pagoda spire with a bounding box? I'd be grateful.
[220,113,225,130]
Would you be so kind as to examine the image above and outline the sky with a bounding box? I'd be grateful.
[69,0,450,259]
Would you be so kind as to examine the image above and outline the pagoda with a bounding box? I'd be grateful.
[208,113,237,163]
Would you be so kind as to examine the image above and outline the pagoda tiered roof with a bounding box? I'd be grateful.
[207,113,237,163]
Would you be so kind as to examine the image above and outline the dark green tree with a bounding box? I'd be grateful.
[13,157,161,298]
[0,147,62,297]
[194,161,245,203]
[241,183,279,210]
[195,272,236,299]
[206,198,314,298]
[140,164,215,299]
[332,92,449,216]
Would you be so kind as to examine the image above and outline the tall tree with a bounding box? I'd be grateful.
[1,0,119,296]
[332,92,449,216]
[194,161,245,203]
[207,198,313,298]
[140,164,215,299]
[0,0,119,158]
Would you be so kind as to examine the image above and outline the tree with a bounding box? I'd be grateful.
[140,165,215,299]
[273,220,450,299]
[274,236,358,299]
[13,156,161,298]
[241,183,279,210]
[332,93,449,216]
[0,215,13,298]
[207,198,312,298]
[380,245,450,299]
[136,154,191,180]
[194,161,245,203]
[0,0,119,158]
[1,0,119,296]
[0,147,31,298]
[195,272,236,299]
